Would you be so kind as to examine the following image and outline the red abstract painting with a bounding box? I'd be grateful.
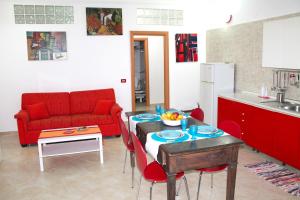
[175,33,198,62]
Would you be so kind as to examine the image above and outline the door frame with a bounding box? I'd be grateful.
[130,31,169,111]
[133,38,150,106]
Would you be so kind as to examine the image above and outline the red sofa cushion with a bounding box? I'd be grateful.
[22,92,70,116]
[28,115,72,131]
[26,102,50,120]
[70,89,116,114]
[71,114,114,127]
[93,100,114,115]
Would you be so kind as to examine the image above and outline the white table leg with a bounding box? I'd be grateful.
[98,135,103,164]
[38,142,44,171]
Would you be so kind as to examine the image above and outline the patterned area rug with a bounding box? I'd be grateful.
[245,161,300,197]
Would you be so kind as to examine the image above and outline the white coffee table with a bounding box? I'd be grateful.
[37,125,103,172]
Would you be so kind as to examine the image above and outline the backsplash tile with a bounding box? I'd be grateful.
[206,13,300,101]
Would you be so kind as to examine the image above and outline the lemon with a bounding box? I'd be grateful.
[177,115,183,120]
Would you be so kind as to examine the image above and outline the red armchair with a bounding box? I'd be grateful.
[14,88,123,147]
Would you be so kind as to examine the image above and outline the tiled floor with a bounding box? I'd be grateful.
[0,132,299,200]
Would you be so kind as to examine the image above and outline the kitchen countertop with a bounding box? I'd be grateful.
[218,91,300,118]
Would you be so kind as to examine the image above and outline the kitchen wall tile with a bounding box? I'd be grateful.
[207,13,300,101]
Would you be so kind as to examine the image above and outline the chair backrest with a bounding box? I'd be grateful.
[131,132,148,174]
[119,118,131,148]
[218,120,241,139]
[190,107,204,121]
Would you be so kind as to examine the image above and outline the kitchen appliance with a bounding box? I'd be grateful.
[200,63,235,126]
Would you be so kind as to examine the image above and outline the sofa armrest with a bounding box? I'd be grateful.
[14,110,29,122]
[14,110,29,145]
[110,103,123,118]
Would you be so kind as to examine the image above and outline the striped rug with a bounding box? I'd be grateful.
[245,161,300,197]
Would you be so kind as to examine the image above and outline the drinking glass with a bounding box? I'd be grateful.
[189,125,198,135]
[181,118,187,131]
[160,108,165,115]
[155,105,161,115]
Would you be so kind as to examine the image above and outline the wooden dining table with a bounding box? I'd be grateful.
[125,111,243,200]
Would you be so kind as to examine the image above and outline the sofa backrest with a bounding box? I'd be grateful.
[22,92,70,116]
[70,88,116,114]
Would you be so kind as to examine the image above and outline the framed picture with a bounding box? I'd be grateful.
[26,31,67,61]
[86,7,123,35]
[175,33,198,62]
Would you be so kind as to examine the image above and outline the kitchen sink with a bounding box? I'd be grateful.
[260,101,300,113]
[279,102,300,112]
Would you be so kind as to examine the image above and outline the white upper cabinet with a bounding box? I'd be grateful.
[262,16,300,69]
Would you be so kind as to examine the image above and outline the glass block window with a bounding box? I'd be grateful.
[14,4,74,24]
[137,8,183,26]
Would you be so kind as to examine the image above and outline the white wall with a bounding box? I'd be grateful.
[1,0,298,132]
[148,36,164,104]
[201,0,300,29]
[0,0,204,132]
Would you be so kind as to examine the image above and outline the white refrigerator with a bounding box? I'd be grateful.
[200,63,235,126]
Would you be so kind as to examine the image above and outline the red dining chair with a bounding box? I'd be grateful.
[196,120,241,200]
[190,107,204,122]
[219,120,242,139]
[131,132,190,200]
[119,118,135,188]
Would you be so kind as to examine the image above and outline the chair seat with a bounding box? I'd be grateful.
[197,164,228,173]
[144,161,184,182]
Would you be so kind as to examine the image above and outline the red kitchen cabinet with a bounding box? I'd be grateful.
[218,97,300,170]
[245,105,276,156]
[273,113,300,169]
[218,97,249,138]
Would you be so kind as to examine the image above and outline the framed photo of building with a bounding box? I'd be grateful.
[26,31,67,61]
[175,33,198,62]
[86,7,123,35]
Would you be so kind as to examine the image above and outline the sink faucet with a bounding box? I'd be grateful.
[276,89,286,103]
[272,70,288,103]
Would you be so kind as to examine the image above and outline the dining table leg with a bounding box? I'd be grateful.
[167,173,176,200]
[226,147,239,200]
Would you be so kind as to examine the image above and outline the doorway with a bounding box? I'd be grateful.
[130,31,169,111]
[133,38,149,108]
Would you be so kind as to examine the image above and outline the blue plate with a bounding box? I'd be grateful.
[188,125,224,138]
[152,131,190,143]
[157,130,183,140]
[197,125,219,134]
[136,113,157,120]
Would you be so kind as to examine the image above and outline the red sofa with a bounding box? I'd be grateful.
[14,88,123,147]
